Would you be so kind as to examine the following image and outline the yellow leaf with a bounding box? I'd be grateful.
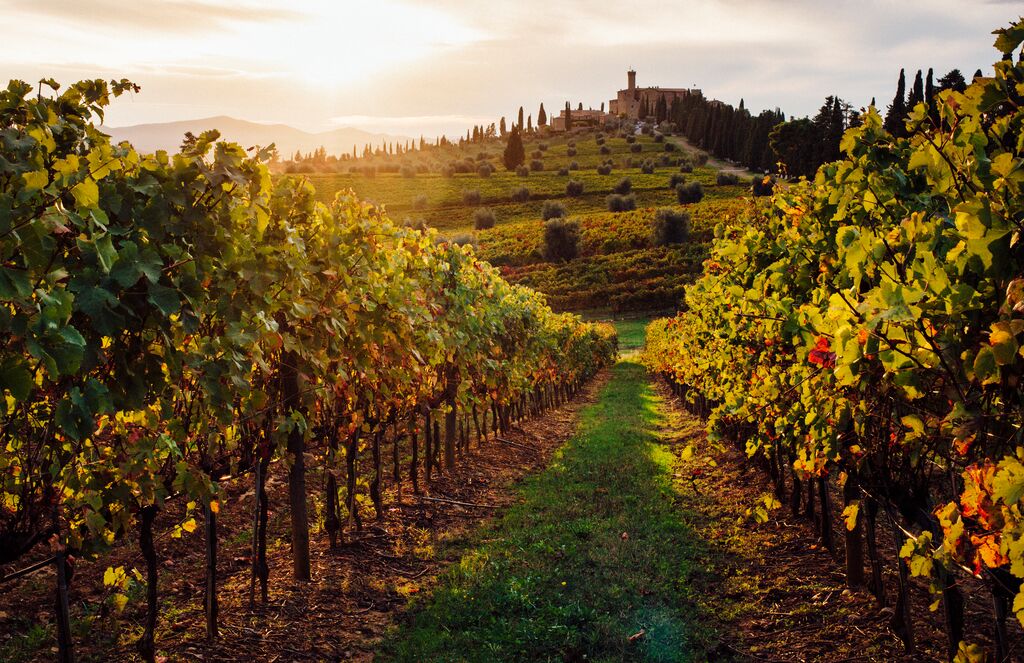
[209,500,220,515]
[22,170,48,192]
[112,593,128,613]
[181,518,197,534]
[843,501,860,531]
[680,445,694,461]
[70,178,98,209]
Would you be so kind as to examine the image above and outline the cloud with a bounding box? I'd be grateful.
[6,0,298,34]
[1,0,1018,137]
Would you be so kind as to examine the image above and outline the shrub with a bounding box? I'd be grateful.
[651,208,691,246]
[538,143,548,151]
[596,137,606,145]
[676,181,704,204]
[669,173,687,188]
[566,147,577,157]
[516,165,530,177]
[569,161,580,170]
[440,165,455,178]
[752,175,775,197]
[664,142,676,152]
[630,143,643,153]
[400,164,416,178]
[679,162,694,173]
[412,194,428,210]
[477,162,493,177]
[542,200,566,220]
[531,149,543,159]
[566,179,584,196]
[640,161,655,175]
[473,207,496,230]
[557,167,569,176]
[542,217,580,262]
[600,145,611,155]
[450,233,478,248]
[462,189,481,205]
[510,186,530,202]
[716,171,739,185]
[625,135,637,144]
[596,164,612,176]
[403,217,428,232]
[695,152,710,166]
[530,159,544,172]
[476,151,490,161]
[653,133,665,143]
[613,177,632,195]
[606,193,637,212]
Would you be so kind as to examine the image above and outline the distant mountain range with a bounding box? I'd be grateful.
[103,116,412,157]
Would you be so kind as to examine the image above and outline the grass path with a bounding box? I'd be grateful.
[378,361,718,662]
[666,134,753,178]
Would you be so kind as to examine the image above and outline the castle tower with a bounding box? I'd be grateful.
[627,69,636,92]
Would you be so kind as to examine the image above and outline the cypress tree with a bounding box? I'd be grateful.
[925,68,935,105]
[973,68,984,80]
[655,94,668,123]
[908,69,924,108]
[499,117,507,136]
[565,102,573,131]
[884,68,907,137]
[502,127,526,170]
[538,103,547,126]
[518,106,524,130]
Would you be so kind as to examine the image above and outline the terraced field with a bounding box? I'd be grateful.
[282,130,753,314]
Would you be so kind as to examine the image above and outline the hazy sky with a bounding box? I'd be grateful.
[1,0,1018,138]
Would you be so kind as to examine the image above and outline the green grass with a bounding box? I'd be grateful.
[379,362,718,662]
[612,319,650,352]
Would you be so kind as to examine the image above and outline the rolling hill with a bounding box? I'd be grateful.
[103,116,410,156]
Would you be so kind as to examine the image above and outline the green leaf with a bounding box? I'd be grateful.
[993,21,1024,55]
[0,268,33,299]
[973,347,1000,385]
[147,283,180,316]
[0,359,33,401]
[95,234,117,273]
[992,458,1024,506]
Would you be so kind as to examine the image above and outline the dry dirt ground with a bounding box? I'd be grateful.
[0,375,607,663]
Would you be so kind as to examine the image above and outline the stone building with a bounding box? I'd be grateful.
[550,108,613,132]
[608,70,700,119]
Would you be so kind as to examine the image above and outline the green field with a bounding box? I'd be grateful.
[611,319,651,352]
[281,130,752,314]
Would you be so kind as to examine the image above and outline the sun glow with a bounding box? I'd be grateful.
[244,1,487,87]
[2,0,486,88]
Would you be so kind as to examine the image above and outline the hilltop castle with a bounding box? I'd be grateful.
[609,70,700,119]
[550,70,701,131]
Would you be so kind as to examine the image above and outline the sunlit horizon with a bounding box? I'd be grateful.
[1,0,1017,139]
